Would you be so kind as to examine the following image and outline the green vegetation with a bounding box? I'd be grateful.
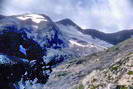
[107,46,119,52]
[76,84,84,89]
[120,87,128,89]
[116,85,129,89]
[128,52,133,55]
[91,53,97,56]
[118,85,128,89]
[130,65,133,67]
[90,85,99,89]
[111,65,120,71]
[127,71,133,75]
[56,71,69,77]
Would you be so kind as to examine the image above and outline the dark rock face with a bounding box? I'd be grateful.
[0,31,26,59]
[0,64,27,89]
[41,25,65,49]
[0,27,51,89]
[0,54,28,89]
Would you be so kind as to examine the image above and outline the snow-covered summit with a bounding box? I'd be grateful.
[16,14,49,23]
[0,14,67,59]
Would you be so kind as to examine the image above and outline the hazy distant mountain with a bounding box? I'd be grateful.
[57,18,133,45]
[82,29,133,45]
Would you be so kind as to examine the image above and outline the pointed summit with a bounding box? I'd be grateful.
[56,18,82,30]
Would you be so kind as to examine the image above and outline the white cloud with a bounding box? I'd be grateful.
[1,0,133,33]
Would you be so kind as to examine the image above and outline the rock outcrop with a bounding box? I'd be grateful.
[82,53,133,89]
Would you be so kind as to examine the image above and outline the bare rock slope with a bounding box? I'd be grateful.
[44,38,133,89]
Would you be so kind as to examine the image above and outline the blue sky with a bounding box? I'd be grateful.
[1,0,133,33]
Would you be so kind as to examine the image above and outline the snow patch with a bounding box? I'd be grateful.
[32,25,39,29]
[0,55,12,64]
[18,79,44,89]
[69,40,86,47]
[19,45,27,55]
[16,14,47,23]
[69,40,95,48]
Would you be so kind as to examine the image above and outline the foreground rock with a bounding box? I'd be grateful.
[44,38,133,89]
[82,53,133,89]
[0,54,28,89]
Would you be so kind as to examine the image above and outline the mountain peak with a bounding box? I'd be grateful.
[56,18,82,30]
[57,18,74,25]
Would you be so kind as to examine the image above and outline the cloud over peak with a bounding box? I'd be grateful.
[1,0,133,33]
